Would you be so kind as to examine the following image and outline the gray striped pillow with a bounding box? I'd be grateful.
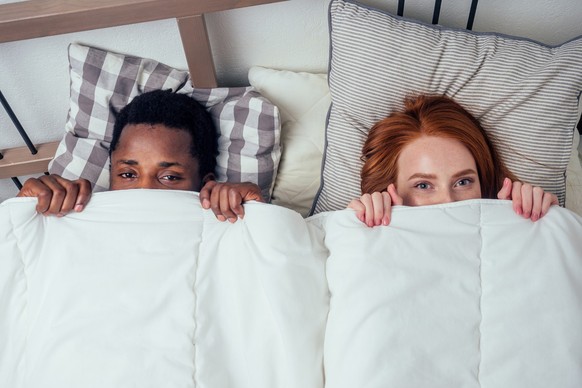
[49,43,281,200]
[312,0,582,213]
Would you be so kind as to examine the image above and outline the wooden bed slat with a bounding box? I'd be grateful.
[178,15,218,88]
[0,0,285,43]
[0,141,59,179]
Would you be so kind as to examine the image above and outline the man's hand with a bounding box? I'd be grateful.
[17,175,92,216]
[199,181,264,223]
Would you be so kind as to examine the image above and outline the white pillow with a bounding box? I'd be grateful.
[248,66,330,216]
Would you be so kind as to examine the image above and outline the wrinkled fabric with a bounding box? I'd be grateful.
[1,191,581,388]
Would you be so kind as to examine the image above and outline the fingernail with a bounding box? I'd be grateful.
[531,213,539,222]
[217,215,226,222]
[228,218,236,223]
[202,199,210,208]
[74,204,83,212]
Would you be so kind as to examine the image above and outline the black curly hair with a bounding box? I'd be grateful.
[109,89,218,181]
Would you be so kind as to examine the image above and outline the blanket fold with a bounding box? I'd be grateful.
[0,191,581,388]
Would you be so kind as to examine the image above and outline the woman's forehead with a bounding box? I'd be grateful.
[398,136,476,175]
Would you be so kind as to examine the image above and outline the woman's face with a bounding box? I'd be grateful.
[395,135,481,206]
[109,123,201,191]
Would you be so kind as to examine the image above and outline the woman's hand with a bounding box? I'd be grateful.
[17,174,92,216]
[496,177,558,221]
[347,183,403,227]
[199,181,265,223]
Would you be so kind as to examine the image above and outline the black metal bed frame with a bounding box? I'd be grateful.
[396,0,479,30]
[395,0,582,136]
[0,90,39,189]
[1,0,581,189]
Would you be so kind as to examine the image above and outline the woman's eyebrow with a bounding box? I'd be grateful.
[452,169,478,178]
[407,173,436,180]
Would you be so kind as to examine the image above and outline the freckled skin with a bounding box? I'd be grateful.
[395,136,482,206]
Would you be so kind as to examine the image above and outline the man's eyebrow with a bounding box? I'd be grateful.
[115,160,183,168]
[117,159,138,166]
[158,161,183,168]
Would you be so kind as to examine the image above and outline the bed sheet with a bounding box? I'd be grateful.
[1,191,581,388]
[319,200,582,388]
[0,191,328,388]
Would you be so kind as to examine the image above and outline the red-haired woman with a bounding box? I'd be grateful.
[349,95,558,227]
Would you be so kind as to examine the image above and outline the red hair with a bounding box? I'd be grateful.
[360,95,515,198]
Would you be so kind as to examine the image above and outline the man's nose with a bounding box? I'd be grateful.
[136,176,158,189]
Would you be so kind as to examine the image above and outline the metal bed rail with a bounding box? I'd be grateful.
[396,0,480,30]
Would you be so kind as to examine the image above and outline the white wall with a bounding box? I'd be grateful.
[1,0,581,201]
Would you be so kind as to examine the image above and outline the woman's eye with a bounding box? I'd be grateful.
[415,182,430,190]
[456,178,472,187]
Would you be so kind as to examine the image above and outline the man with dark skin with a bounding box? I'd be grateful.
[17,90,264,222]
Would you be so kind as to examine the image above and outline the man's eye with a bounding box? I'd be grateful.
[161,175,182,181]
[120,172,136,179]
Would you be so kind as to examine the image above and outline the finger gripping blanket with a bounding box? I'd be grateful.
[0,190,581,388]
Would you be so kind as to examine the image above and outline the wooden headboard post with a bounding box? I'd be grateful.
[177,15,217,88]
[0,0,287,181]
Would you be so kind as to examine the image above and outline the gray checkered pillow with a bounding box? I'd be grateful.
[49,43,281,200]
[312,0,582,213]
[184,83,281,200]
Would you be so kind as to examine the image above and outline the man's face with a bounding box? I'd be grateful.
[109,123,202,191]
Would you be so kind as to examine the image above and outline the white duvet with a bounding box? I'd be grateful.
[0,190,581,388]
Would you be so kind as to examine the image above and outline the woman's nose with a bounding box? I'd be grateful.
[437,190,454,204]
